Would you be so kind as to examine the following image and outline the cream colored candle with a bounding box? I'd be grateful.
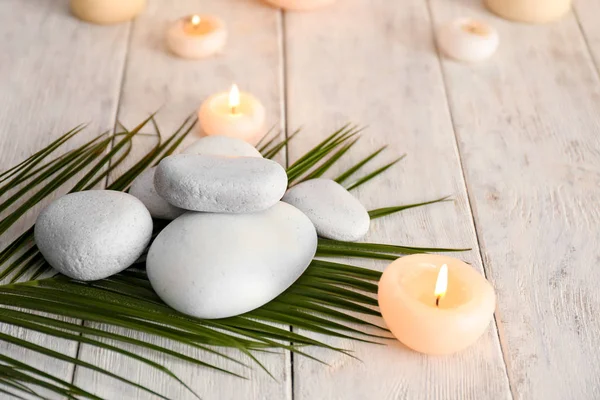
[378,254,496,355]
[70,0,146,25]
[166,15,227,59]
[198,85,266,144]
[263,0,335,11]
[485,0,571,24]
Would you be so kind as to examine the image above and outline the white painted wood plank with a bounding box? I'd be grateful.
[429,0,600,398]
[0,0,129,398]
[574,0,600,71]
[72,1,290,399]
[284,1,511,399]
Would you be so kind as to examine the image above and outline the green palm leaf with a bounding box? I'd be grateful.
[368,196,452,219]
[0,116,465,399]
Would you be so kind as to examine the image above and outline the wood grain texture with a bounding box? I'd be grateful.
[284,0,511,399]
[0,0,129,398]
[71,0,290,399]
[574,0,600,72]
[429,0,600,398]
[2,0,600,398]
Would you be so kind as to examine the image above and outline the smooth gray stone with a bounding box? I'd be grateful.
[182,135,262,158]
[147,202,317,319]
[154,154,287,213]
[129,167,185,220]
[34,190,153,281]
[282,178,370,241]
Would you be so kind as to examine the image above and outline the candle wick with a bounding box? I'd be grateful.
[231,106,237,115]
[435,296,440,307]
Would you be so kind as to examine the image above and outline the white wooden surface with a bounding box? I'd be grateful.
[0,0,128,398]
[430,0,600,398]
[284,0,510,399]
[2,0,600,398]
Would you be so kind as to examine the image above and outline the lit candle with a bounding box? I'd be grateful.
[166,15,227,59]
[198,84,266,144]
[70,0,146,25]
[437,18,499,63]
[263,0,335,11]
[378,254,496,355]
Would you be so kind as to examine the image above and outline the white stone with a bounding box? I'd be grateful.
[147,202,317,319]
[282,178,370,241]
[437,18,499,63]
[154,154,287,213]
[128,167,185,220]
[34,190,153,281]
[182,135,262,158]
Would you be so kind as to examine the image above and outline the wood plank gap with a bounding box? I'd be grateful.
[277,8,295,400]
[424,1,515,399]
[67,324,85,389]
[69,19,134,388]
[104,19,136,189]
[571,8,600,83]
[278,10,291,169]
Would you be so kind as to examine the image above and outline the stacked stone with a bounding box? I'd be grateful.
[34,136,370,319]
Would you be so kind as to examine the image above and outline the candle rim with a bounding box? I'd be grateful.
[380,254,495,315]
[180,14,224,25]
[177,14,226,36]
[204,91,264,115]
[450,17,498,41]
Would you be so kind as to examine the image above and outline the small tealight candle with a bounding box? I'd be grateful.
[437,18,499,63]
[166,15,227,59]
[263,0,335,11]
[378,254,496,355]
[198,84,266,144]
[70,0,146,25]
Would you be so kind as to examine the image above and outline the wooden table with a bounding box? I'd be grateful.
[2,0,600,399]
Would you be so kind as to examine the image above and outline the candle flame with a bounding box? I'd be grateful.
[191,15,201,26]
[461,20,489,36]
[229,84,240,114]
[434,264,448,306]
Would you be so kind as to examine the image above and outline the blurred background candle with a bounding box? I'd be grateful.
[437,18,499,63]
[70,0,146,24]
[198,84,266,144]
[485,0,571,23]
[263,0,335,11]
[378,254,496,355]
[166,14,227,59]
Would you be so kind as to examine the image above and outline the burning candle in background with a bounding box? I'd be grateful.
[378,254,496,355]
[70,0,146,24]
[263,0,336,11]
[198,84,266,144]
[166,14,227,59]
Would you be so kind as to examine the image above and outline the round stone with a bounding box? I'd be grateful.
[128,167,185,220]
[182,135,262,158]
[154,154,288,213]
[34,190,153,281]
[282,178,370,241]
[147,202,318,319]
